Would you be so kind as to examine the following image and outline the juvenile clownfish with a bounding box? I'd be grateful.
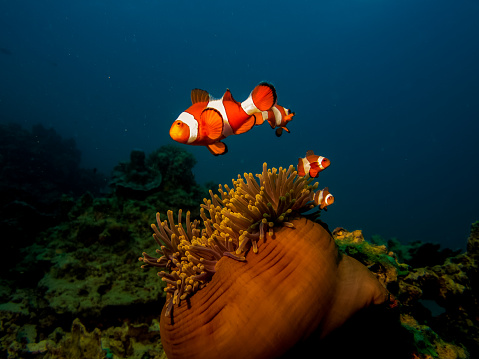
[169,82,277,156]
[297,150,331,178]
[253,104,295,137]
[314,187,334,210]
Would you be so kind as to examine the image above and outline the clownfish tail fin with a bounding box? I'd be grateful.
[251,82,277,111]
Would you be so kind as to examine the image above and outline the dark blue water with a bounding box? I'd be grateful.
[1,0,478,249]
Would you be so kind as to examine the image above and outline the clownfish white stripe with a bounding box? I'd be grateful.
[315,192,324,205]
[207,99,234,137]
[241,95,259,115]
[178,112,198,143]
[271,106,282,126]
[300,158,310,174]
[325,193,333,203]
[317,156,326,170]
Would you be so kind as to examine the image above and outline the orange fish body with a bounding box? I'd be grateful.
[297,150,331,177]
[314,187,335,210]
[254,104,295,137]
[169,83,277,155]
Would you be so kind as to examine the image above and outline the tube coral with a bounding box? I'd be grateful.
[139,159,388,359]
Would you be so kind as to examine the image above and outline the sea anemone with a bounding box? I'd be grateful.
[139,161,388,359]
[140,163,319,314]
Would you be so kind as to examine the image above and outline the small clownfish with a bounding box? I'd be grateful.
[169,82,277,156]
[253,104,295,137]
[314,187,334,210]
[297,150,331,178]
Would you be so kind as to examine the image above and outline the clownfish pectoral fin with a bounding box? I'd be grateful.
[200,108,224,140]
[207,142,228,156]
[309,162,321,178]
[201,109,224,140]
[234,115,256,135]
[251,82,277,111]
[191,88,210,105]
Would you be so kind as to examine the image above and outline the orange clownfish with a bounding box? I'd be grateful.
[169,82,277,156]
[297,150,331,178]
[253,104,295,137]
[314,187,334,210]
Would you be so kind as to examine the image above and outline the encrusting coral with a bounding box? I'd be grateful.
[140,158,391,359]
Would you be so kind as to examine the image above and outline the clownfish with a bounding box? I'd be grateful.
[169,82,277,156]
[253,104,295,137]
[297,150,331,178]
[314,187,334,210]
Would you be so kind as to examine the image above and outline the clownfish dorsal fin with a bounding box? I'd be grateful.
[306,150,315,157]
[191,88,210,105]
[207,141,228,156]
[222,89,239,104]
[200,108,224,140]
[306,152,318,163]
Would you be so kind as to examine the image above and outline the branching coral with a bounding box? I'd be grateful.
[139,163,322,315]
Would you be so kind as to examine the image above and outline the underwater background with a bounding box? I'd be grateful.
[1,0,478,248]
[1,0,479,358]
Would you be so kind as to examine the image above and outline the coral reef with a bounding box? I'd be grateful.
[0,123,107,277]
[110,149,163,199]
[0,140,477,358]
[399,221,479,357]
[370,234,462,268]
[0,144,209,358]
[109,145,208,218]
[334,226,477,358]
